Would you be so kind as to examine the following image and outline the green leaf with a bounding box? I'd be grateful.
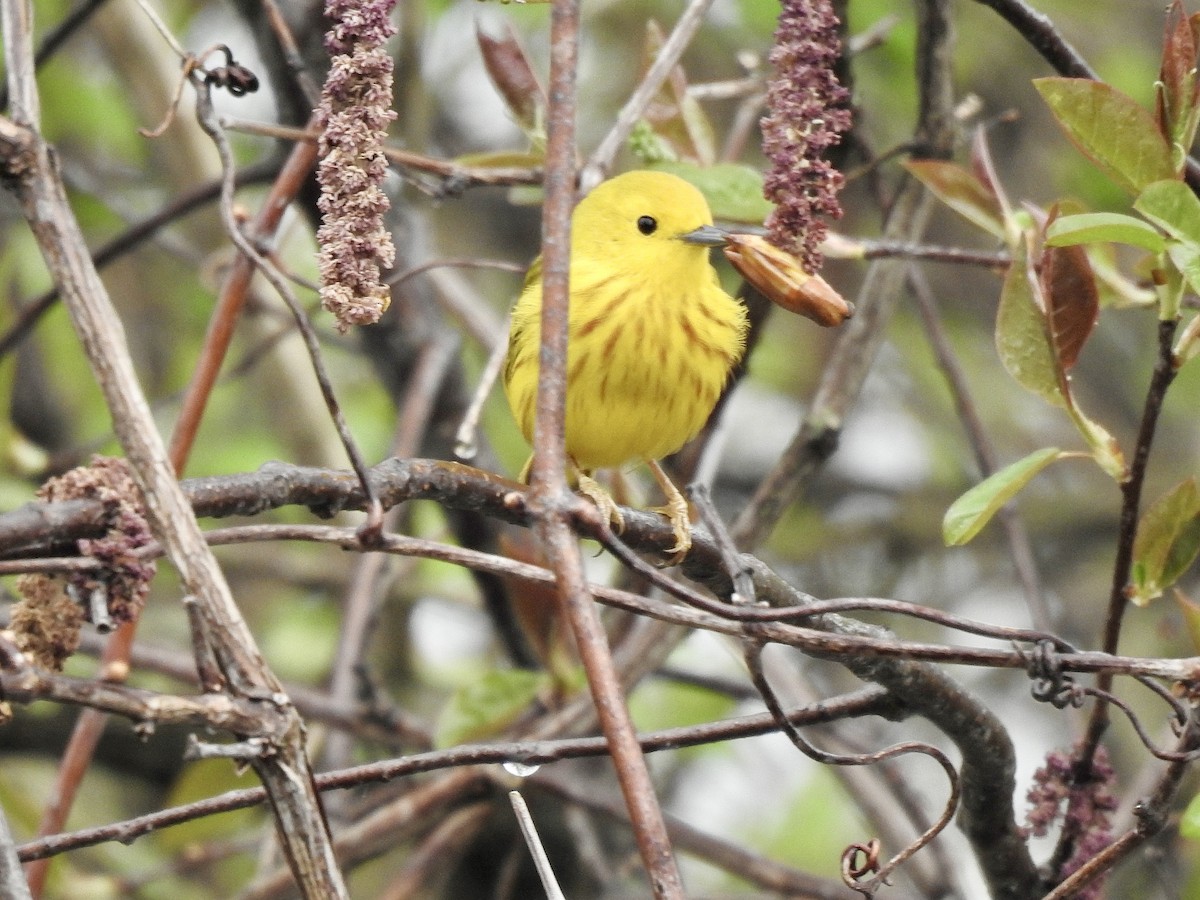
[1175,588,1200,653]
[1034,78,1175,195]
[1130,478,1200,605]
[1067,407,1128,481]
[1174,312,1200,366]
[903,160,1006,239]
[944,448,1065,546]
[649,161,776,223]
[996,244,1065,407]
[1167,241,1200,303]
[1044,213,1166,252]
[1182,791,1200,839]
[434,668,549,747]
[454,150,546,169]
[1135,179,1200,244]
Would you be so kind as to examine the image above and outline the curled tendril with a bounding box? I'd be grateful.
[842,838,882,886]
[1020,641,1200,762]
[1021,639,1087,708]
[202,45,259,97]
[744,641,960,895]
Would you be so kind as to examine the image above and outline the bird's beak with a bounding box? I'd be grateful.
[679,224,729,247]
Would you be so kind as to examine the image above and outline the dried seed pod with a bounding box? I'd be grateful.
[723,233,853,326]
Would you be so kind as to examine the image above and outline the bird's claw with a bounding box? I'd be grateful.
[577,473,626,534]
[648,500,692,565]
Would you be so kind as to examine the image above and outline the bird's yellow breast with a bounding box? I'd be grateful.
[505,230,746,471]
[504,170,748,474]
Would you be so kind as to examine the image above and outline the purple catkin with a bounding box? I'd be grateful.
[761,0,851,272]
[316,1,398,332]
[1023,745,1118,900]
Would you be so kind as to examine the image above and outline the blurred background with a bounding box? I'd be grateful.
[1,0,1199,896]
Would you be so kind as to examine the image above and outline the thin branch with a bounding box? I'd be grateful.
[580,0,720,187]
[0,637,283,733]
[745,641,959,895]
[969,0,1200,191]
[509,791,567,900]
[0,0,112,113]
[534,772,851,899]
[733,151,936,545]
[320,333,459,779]
[0,802,31,900]
[37,519,1200,683]
[529,0,684,893]
[193,78,384,542]
[166,121,319,472]
[0,9,347,896]
[221,116,543,191]
[18,688,898,862]
[1060,319,1179,877]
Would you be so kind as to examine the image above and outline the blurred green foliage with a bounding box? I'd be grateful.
[2,0,1199,896]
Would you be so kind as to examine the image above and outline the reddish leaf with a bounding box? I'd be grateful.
[477,24,546,136]
[1157,1,1200,139]
[969,127,1013,225]
[904,160,1006,239]
[1040,243,1099,371]
[639,21,715,165]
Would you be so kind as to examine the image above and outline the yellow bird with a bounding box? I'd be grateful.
[504,170,749,559]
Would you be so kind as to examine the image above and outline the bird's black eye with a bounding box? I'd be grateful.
[637,215,658,235]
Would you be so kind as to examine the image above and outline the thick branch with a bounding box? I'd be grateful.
[0,12,346,895]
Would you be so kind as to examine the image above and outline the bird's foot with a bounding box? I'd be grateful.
[577,472,626,534]
[648,460,691,565]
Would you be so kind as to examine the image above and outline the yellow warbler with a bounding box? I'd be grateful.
[504,170,749,558]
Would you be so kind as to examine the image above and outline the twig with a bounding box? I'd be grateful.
[220,116,543,190]
[533,772,851,899]
[509,791,567,900]
[0,0,111,113]
[385,257,525,289]
[18,688,898,862]
[744,641,959,895]
[320,333,459,779]
[1059,319,1179,876]
[530,0,684,893]
[69,520,1200,681]
[733,0,959,550]
[375,804,492,900]
[969,0,1200,192]
[191,78,383,538]
[686,483,754,604]
[0,803,31,900]
[454,320,510,461]
[260,0,321,106]
[968,0,1096,79]
[0,160,278,361]
[581,0,720,187]
[166,123,319,471]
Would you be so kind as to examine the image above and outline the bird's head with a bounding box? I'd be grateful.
[571,170,728,281]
